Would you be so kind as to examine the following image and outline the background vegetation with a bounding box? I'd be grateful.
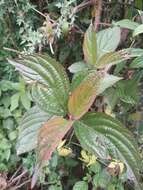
[0,0,143,189]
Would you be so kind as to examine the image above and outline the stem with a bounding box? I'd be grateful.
[129,39,135,48]
[98,22,112,27]
[94,0,103,31]
[3,47,23,55]
[8,170,27,186]
[124,0,129,18]
[31,7,55,23]
[72,0,93,15]
[12,179,31,190]
[71,142,81,147]
[67,130,74,146]
[8,166,22,183]
[31,7,47,19]
[42,180,57,185]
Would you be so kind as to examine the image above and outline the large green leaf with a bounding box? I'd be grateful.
[115,19,139,30]
[16,106,51,155]
[83,24,97,65]
[31,83,67,116]
[74,112,142,190]
[8,54,70,116]
[68,71,101,120]
[76,122,110,158]
[96,27,120,58]
[97,74,122,95]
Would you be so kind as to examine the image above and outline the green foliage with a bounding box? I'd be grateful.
[1,0,143,189]
[0,78,32,172]
[8,21,143,189]
[73,181,88,190]
[116,79,139,105]
[93,170,111,189]
[74,112,142,189]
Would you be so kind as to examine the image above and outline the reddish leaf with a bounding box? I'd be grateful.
[31,117,73,188]
[68,72,101,120]
[38,116,73,162]
[83,24,97,65]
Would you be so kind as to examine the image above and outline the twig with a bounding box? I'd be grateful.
[67,130,75,146]
[71,142,81,147]
[31,7,55,23]
[94,0,103,31]
[31,7,47,19]
[12,179,31,190]
[72,0,93,16]
[98,22,112,27]
[8,166,22,183]
[129,39,135,48]
[3,47,23,55]
[42,180,57,185]
[74,24,84,34]
[8,170,28,186]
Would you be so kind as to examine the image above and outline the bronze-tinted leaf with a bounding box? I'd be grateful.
[96,51,125,68]
[31,117,73,189]
[68,72,101,120]
[38,116,73,162]
[83,24,97,65]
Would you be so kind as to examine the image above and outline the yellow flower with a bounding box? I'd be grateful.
[79,150,96,166]
[107,160,125,176]
[57,140,72,157]
[105,106,115,117]
[58,147,72,157]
